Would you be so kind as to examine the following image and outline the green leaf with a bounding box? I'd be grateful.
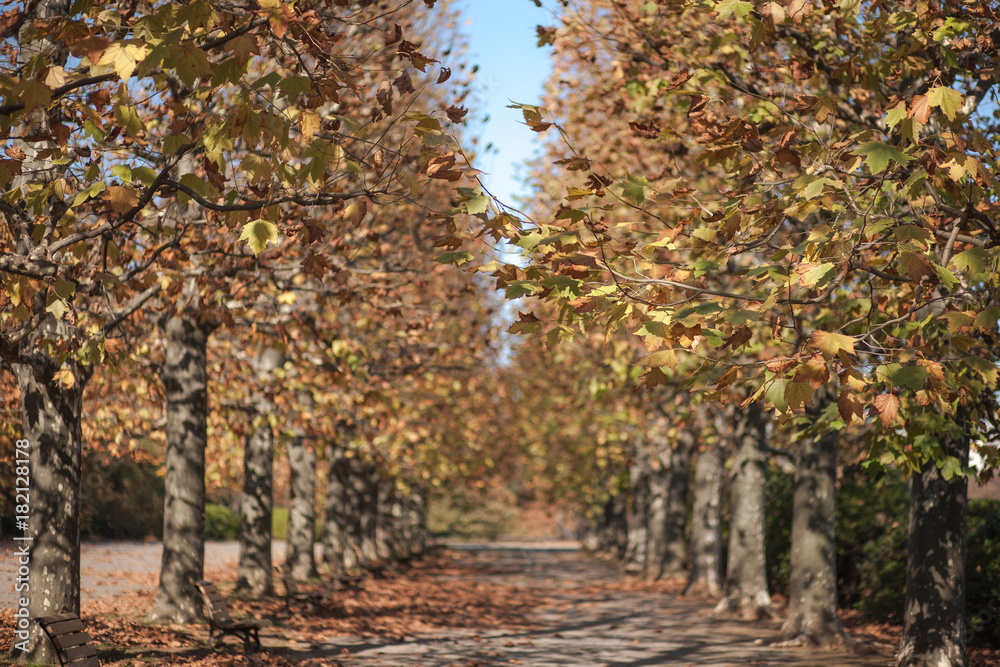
[239,219,278,256]
[940,456,964,481]
[764,378,789,412]
[800,262,836,287]
[952,247,990,280]
[799,177,840,200]
[714,0,753,19]
[889,365,929,390]
[855,142,914,174]
[885,103,908,130]
[278,76,313,94]
[926,86,965,121]
[465,195,490,215]
[621,174,648,205]
[434,250,474,266]
[784,381,813,411]
[973,306,1000,331]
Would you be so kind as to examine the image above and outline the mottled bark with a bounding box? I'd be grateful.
[149,316,211,623]
[623,439,651,575]
[896,421,970,667]
[285,437,318,581]
[235,418,274,597]
[782,429,843,644]
[9,3,77,660]
[715,402,773,619]
[235,349,284,598]
[358,466,380,565]
[322,444,361,572]
[686,442,723,598]
[587,494,628,559]
[645,444,670,580]
[14,353,88,663]
[656,425,695,580]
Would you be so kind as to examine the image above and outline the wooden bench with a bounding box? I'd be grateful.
[282,571,326,612]
[35,613,100,667]
[195,580,262,652]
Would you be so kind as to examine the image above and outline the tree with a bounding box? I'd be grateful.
[453,1,1000,662]
[1,0,471,648]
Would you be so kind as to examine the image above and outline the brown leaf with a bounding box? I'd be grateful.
[787,0,811,23]
[909,94,931,124]
[426,151,462,181]
[437,67,452,84]
[629,120,661,139]
[446,105,468,123]
[838,391,865,422]
[393,71,414,95]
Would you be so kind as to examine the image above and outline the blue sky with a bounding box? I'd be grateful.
[455,0,557,207]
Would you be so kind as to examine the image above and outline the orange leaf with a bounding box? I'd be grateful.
[873,393,900,428]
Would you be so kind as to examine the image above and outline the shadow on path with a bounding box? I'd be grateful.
[275,544,893,667]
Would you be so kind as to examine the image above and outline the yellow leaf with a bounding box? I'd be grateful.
[810,330,857,358]
[344,199,367,225]
[53,368,76,388]
[99,40,149,80]
[300,110,320,141]
[239,219,278,255]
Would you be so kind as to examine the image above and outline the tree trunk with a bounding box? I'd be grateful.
[149,316,211,623]
[686,441,723,598]
[14,355,88,663]
[358,462,381,566]
[657,425,695,580]
[235,417,274,597]
[623,439,651,575]
[896,420,970,667]
[285,437,318,581]
[322,443,358,572]
[715,402,773,619]
[782,429,844,644]
[645,444,670,581]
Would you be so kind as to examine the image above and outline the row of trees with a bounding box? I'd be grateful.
[0,0,513,661]
[442,1,1000,666]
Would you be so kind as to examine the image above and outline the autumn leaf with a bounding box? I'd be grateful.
[926,85,966,121]
[426,152,462,181]
[810,330,857,358]
[99,40,149,80]
[344,199,367,225]
[873,393,901,428]
[838,391,865,422]
[784,381,813,411]
[239,219,278,256]
[106,186,139,215]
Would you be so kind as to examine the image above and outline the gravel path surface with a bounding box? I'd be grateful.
[1,540,893,665]
[283,544,893,667]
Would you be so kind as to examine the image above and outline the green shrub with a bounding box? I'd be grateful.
[764,463,1000,648]
[965,499,1000,647]
[80,454,164,539]
[272,506,288,541]
[205,502,240,540]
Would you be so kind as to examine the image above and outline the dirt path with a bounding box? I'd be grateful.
[282,544,894,667]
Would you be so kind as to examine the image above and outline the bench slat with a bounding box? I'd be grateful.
[52,631,93,651]
[64,644,99,661]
